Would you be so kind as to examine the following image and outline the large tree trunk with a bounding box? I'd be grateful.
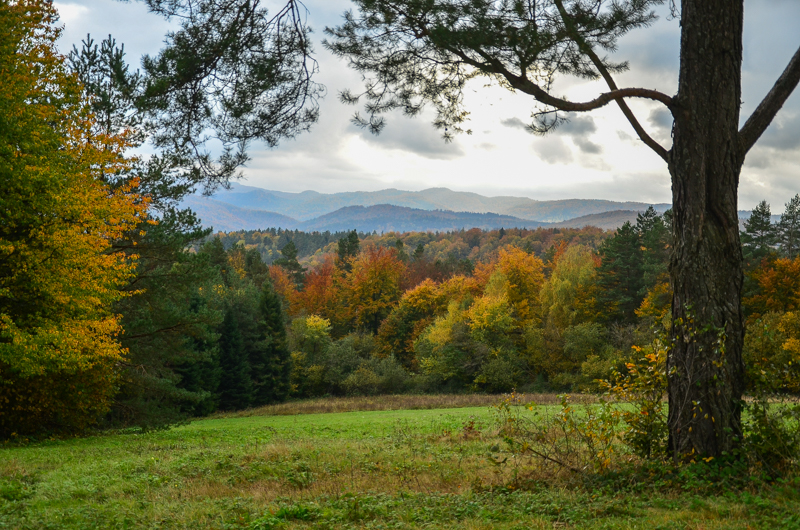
[667,0,747,460]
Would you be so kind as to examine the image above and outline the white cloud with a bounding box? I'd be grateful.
[53,0,800,207]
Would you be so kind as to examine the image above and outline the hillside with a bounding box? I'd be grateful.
[296,204,549,233]
[182,195,300,231]
[551,210,641,230]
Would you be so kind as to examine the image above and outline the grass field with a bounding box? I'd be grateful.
[2,395,800,529]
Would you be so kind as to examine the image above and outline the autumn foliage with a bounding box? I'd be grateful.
[0,0,146,437]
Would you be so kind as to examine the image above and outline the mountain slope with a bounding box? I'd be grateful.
[551,210,641,230]
[299,204,549,233]
[182,195,299,232]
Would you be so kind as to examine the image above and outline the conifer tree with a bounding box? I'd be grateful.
[217,309,252,410]
[778,194,800,259]
[252,282,291,405]
[274,240,306,288]
[742,201,777,266]
[596,222,643,324]
[636,206,670,297]
[337,230,361,271]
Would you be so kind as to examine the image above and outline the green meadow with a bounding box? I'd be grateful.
[2,396,800,529]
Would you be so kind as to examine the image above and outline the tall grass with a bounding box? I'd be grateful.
[212,392,573,418]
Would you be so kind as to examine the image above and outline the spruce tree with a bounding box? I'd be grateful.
[596,221,644,324]
[217,308,253,411]
[273,240,306,288]
[778,194,800,259]
[741,200,777,266]
[252,282,291,405]
[635,206,670,297]
[337,230,360,271]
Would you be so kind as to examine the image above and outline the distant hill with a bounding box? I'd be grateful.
[205,183,670,222]
[299,204,549,233]
[551,210,641,230]
[182,195,300,232]
[504,200,668,223]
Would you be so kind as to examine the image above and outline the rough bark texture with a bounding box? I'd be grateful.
[667,0,746,460]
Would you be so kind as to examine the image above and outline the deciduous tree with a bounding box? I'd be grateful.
[0,0,146,436]
[344,246,406,334]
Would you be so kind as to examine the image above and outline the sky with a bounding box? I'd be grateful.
[53,0,800,210]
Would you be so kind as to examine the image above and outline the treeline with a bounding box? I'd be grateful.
[209,225,610,270]
[209,229,367,266]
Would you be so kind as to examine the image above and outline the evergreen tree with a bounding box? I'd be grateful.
[596,222,643,324]
[229,245,271,289]
[274,240,306,288]
[742,200,777,266]
[413,243,425,262]
[337,230,361,270]
[252,282,291,405]
[635,206,670,296]
[108,220,223,428]
[217,308,253,411]
[778,194,800,259]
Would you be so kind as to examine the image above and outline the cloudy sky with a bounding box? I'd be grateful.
[54,0,800,210]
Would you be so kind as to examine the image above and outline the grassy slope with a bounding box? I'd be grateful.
[2,401,799,529]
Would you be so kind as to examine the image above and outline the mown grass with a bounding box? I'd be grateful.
[1,395,799,529]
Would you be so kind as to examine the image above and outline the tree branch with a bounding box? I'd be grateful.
[739,44,800,155]
[458,47,673,114]
[553,0,669,163]
[387,3,673,148]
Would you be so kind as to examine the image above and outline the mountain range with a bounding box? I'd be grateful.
[206,183,671,222]
[182,184,671,232]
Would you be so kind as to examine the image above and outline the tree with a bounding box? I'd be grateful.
[596,222,644,324]
[337,230,361,271]
[252,280,291,405]
[108,225,223,428]
[742,201,777,266]
[596,208,669,324]
[217,309,253,411]
[377,276,473,368]
[344,246,406,334]
[0,0,146,437]
[745,257,800,319]
[636,206,670,294]
[778,195,800,259]
[296,256,339,319]
[494,246,546,326]
[325,0,800,460]
[273,240,307,288]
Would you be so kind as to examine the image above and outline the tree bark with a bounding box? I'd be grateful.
[667,0,746,460]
